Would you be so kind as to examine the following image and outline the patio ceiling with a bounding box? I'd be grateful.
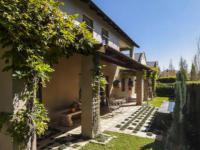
[99,46,152,72]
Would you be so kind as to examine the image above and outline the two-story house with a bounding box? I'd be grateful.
[0,0,153,149]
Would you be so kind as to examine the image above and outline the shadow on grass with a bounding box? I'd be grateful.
[140,141,164,150]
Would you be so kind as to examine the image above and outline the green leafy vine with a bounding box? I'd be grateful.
[0,0,96,148]
[92,53,107,97]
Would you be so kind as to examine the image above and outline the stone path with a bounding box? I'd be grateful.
[109,105,158,139]
[38,103,159,150]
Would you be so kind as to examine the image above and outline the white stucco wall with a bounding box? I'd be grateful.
[101,60,136,99]
[60,0,133,51]
[140,53,147,65]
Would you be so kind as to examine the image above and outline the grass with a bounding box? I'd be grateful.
[146,97,169,107]
[80,131,163,150]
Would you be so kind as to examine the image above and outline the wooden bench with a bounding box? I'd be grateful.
[60,110,81,127]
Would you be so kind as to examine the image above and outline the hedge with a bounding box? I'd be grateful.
[156,84,175,97]
[156,78,200,97]
[186,81,200,85]
[157,76,176,83]
[185,83,200,149]
[157,82,175,87]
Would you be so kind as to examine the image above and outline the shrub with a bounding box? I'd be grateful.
[157,76,176,83]
[185,83,200,149]
[157,83,175,88]
[156,84,175,97]
[186,81,200,85]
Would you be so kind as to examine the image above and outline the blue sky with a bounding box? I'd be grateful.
[93,0,200,70]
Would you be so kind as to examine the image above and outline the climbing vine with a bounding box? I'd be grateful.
[91,53,107,135]
[146,67,159,97]
[151,67,159,96]
[92,54,107,97]
[0,0,96,149]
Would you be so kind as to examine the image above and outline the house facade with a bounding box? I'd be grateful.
[0,0,154,149]
[135,52,147,65]
[135,52,159,100]
[160,69,176,77]
[147,61,159,68]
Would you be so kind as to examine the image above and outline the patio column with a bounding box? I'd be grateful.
[144,78,149,101]
[80,55,100,138]
[136,72,144,105]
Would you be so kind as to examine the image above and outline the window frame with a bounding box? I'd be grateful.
[101,28,109,45]
[83,15,94,33]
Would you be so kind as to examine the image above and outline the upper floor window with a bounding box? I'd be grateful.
[102,28,109,45]
[83,15,93,33]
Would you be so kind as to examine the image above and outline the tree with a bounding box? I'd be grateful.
[0,0,96,149]
[190,63,197,81]
[169,59,175,70]
[193,39,200,79]
[179,57,188,80]
[165,71,187,149]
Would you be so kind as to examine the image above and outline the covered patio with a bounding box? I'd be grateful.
[99,45,153,106]
[37,45,153,149]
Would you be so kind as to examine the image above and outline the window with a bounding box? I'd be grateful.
[128,78,134,87]
[102,28,109,45]
[83,15,93,33]
[113,80,120,88]
[128,78,134,90]
[121,78,125,91]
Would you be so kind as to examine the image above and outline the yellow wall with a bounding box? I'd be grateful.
[42,55,82,119]
[101,60,136,99]
[0,48,13,112]
[43,56,137,120]
[0,47,13,150]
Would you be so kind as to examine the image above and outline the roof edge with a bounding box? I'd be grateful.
[80,0,140,48]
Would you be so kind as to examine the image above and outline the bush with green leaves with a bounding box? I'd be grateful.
[156,84,175,97]
[0,0,97,149]
[156,76,176,97]
[157,76,176,83]
[148,67,159,97]
[184,83,200,149]
[165,71,187,150]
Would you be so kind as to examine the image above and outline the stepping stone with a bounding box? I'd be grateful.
[116,125,121,128]
[133,130,138,133]
[128,127,134,130]
[146,132,153,136]
[72,144,80,148]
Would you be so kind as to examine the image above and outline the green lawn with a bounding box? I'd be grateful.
[81,131,163,150]
[146,97,169,107]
